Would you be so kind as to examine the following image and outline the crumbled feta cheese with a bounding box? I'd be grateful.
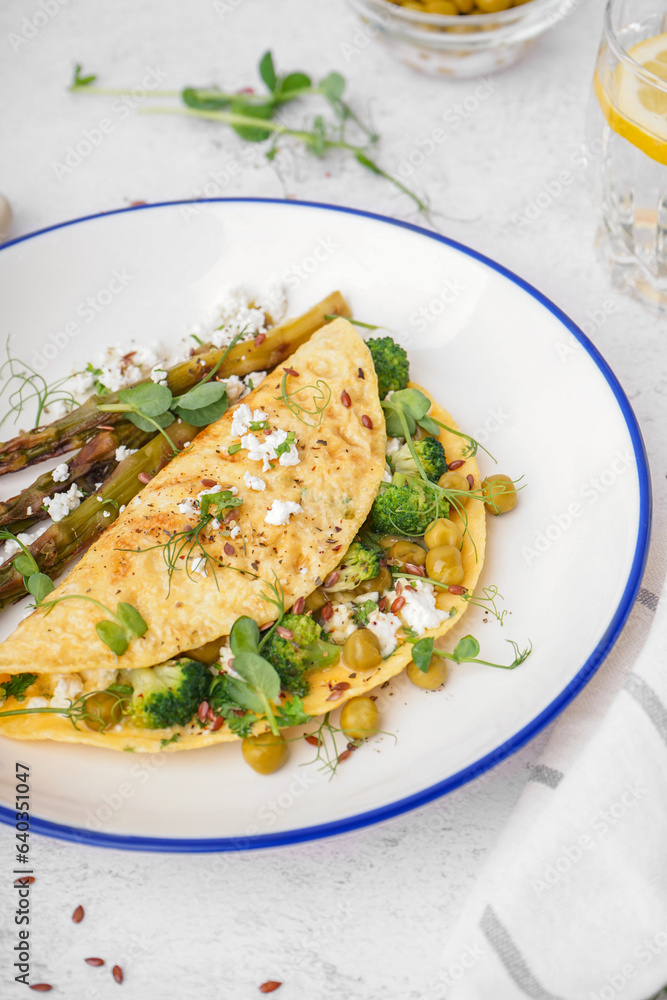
[183,441,191,448]
[191,556,208,577]
[26,507,32,516]
[385,437,403,456]
[68,370,95,395]
[393,579,450,635]
[223,374,246,403]
[231,405,268,438]
[382,467,393,484]
[25,697,48,709]
[178,498,199,516]
[366,609,402,657]
[119,505,126,513]
[353,591,379,603]
[97,496,104,502]
[0,522,49,564]
[321,603,357,644]
[51,462,69,483]
[244,370,267,392]
[80,668,118,692]
[42,483,83,522]
[150,365,168,385]
[198,286,278,350]
[229,522,241,539]
[103,510,111,518]
[197,484,222,499]
[50,674,84,709]
[243,471,266,492]
[115,445,137,462]
[242,428,299,472]
[264,500,303,526]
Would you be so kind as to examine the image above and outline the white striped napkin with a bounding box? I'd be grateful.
[432,525,667,1000]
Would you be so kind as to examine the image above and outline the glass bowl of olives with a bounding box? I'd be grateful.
[345,0,571,77]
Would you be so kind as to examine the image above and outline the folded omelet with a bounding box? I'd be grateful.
[0,320,486,751]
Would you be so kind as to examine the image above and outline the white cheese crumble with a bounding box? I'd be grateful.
[103,510,111,518]
[241,428,300,472]
[49,674,84,709]
[264,500,303,526]
[115,445,137,462]
[25,697,48,709]
[243,471,266,492]
[382,466,393,484]
[191,556,208,577]
[0,522,49,565]
[385,437,403,456]
[150,365,168,385]
[321,603,357,644]
[229,522,241,539]
[230,405,268,438]
[51,462,69,483]
[42,483,84,522]
[392,579,450,635]
[178,498,199,516]
[80,668,118,692]
[365,609,402,657]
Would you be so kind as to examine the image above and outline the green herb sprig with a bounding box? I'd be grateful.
[0,340,81,431]
[68,52,427,213]
[121,489,246,592]
[0,685,130,730]
[279,371,331,428]
[40,594,147,655]
[0,673,39,703]
[410,634,532,673]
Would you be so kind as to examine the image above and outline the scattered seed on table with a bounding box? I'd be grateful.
[259,982,282,994]
[72,905,84,923]
[85,958,105,967]
[112,965,124,984]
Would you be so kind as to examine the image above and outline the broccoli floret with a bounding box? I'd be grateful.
[366,336,410,399]
[392,437,447,484]
[121,659,212,729]
[369,481,444,536]
[351,600,378,627]
[262,614,340,696]
[326,539,380,592]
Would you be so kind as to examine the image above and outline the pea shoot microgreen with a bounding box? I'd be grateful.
[409,634,532,673]
[39,594,148,655]
[68,52,427,214]
[0,529,55,604]
[97,329,249,450]
[119,490,246,593]
[279,371,331,428]
[0,685,130,730]
[382,388,496,463]
[0,340,81,431]
[299,711,395,780]
[462,584,508,626]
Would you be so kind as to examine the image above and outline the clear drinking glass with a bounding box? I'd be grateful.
[588,0,667,310]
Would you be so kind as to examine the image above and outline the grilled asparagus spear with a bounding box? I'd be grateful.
[0,291,350,475]
[0,423,150,531]
[0,419,197,609]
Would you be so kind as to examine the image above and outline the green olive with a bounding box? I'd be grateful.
[242,731,288,774]
[482,474,517,515]
[355,564,393,595]
[184,637,223,665]
[424,517,463,550]
[407,656,448,689]
[438,471,470,503]
[340,697,380,741]
[304,587,327,612]
[388,540,427,567]
[425,544,464,585]
[452,0,475,11]
[84,692,127,732]
[343,629,382,670]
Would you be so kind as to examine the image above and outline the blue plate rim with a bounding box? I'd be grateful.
[0,197,652,853]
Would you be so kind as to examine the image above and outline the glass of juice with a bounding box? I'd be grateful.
[589,0,667,310]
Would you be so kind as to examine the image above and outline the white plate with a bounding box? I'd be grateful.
[0,199,650,852]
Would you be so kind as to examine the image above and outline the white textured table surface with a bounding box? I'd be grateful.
[0,0,664,997]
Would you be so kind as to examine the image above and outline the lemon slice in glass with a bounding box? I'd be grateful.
[594,33,667,166]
